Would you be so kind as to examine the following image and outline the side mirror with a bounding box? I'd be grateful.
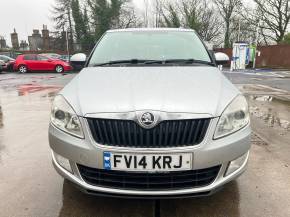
[70,53,87,62]
[70,53,87,71]
[215,52,230,65]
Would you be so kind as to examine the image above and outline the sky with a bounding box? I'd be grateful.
[0,0,53,46]
[0,0,253,46]
[0,0,145,46]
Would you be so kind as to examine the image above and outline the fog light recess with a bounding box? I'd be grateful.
[54,152,73,173]
[225,151,249,176]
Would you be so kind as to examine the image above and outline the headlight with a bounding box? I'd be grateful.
[51,95,84,138]
[214,95,249,139]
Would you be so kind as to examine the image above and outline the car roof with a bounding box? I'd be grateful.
[106,28,195,33]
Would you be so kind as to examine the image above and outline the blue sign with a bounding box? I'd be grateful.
[103,152,111,170]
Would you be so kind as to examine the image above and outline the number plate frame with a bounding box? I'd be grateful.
[103,152,192,172]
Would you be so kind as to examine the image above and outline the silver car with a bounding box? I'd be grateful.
[49,28,251,198]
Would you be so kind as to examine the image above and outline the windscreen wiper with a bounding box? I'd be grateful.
[93,59,155,66]
[144,59,215,66]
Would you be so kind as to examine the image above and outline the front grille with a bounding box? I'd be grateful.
[87,118,210,148]
[78,165,221,191]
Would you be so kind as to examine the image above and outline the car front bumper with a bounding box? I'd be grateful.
[49,117,251,198]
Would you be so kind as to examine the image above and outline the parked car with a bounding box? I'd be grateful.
[0,55,15,71]
[49,28,251,198]
[40,53,62,60]
[14,54,72,73]
[59,55,71,62]
[0,60,4,73]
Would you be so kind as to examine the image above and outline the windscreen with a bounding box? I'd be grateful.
[88,31,211,66]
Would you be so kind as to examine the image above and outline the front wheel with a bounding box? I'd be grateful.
[55,65,64,73]
[19,65,27,73]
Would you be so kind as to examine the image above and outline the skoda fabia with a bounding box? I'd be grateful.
[49,28,251,198]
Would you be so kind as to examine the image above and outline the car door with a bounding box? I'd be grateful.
[23,55,38,71]
[36,55,55,71]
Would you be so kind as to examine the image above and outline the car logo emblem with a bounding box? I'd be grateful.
[139,112,155,128]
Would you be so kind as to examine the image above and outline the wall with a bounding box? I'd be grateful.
[215,44,290,69]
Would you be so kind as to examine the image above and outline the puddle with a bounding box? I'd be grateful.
[0,77,17,82]
[0,105,4,162]
[0,105,3,127]
[248,95,290,131]
[17,84,61,96]
[30,75,56,80]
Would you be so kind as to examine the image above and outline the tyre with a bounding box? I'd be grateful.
[18,65,27,73]
[55,65,64,73]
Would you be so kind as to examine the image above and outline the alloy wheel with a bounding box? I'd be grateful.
[19,65,27,73]
[55,65,64,73]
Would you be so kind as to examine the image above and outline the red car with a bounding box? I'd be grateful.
[14,54,72,73]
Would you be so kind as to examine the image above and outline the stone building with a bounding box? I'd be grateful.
[11,29,19,49]
[0,36,7,49]
[19,40,29,51]
[9,25,76,52]
[42,25,50,50]
[28,29,42,50]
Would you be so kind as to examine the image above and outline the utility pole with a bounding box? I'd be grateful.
[253,20,260,69]
[66,30,70,62]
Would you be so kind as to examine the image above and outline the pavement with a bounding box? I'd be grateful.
[0,70,290,217]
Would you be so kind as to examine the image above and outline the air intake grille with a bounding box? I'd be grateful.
[78,164,220,190]
[87,118,210,148]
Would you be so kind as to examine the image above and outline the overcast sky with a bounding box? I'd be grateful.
[0,0,145,46]
[0,0,253,46]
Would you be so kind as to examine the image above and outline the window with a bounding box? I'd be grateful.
[38,55,49,61]
[24,55,36,60]
[88,30,211,66]
[0,56,10,63]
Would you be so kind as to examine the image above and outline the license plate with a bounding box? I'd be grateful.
[103,152,192,172]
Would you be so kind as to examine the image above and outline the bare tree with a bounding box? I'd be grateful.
[118,2,141,28]
[153,0,164,27]
[161,2,181,28]
[252,0,290,43]
[193,1,222,43]
[229,17,257,44]
[143,0,149,27]
[160,0,222,43]
[214,0,242,48]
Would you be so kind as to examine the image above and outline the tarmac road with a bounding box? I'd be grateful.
[0,71,290,217]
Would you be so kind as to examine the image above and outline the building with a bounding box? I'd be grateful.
[19,40,29,51]
[0,36,7,49]
[9,25,74,52]
[42,25,50,50]
[11,29,19,49]
[28,29,42,50]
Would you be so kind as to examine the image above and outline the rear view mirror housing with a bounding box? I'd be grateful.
[215,52,230,65]
[70,53,87,71]
[70,53,87,62]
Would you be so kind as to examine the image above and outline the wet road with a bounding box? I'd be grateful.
[225,69,290,91]
[0,72,290,217]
